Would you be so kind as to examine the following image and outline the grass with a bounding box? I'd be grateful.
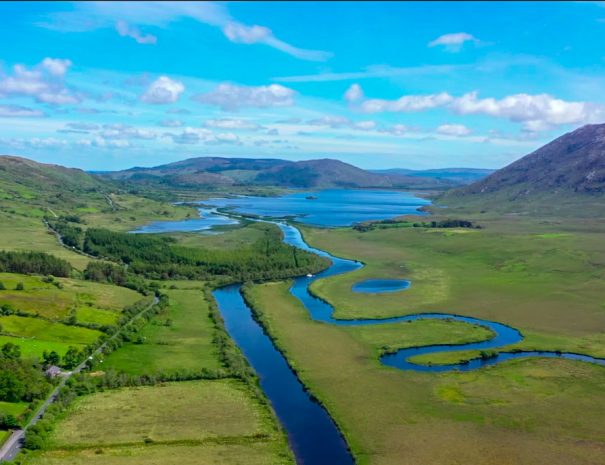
[0,400,29,417]
[103,288,221,375]
[0,335,77,358]
[82,194,198,232]
[0,214,90,270]
[0,272,141,322]
[246,280,605,465]
[171,223,264,251]
[0,272,143,358]
[23,443,291,465]
[303,222,605,344]
[25,380,293,465]
[0,315,102,346]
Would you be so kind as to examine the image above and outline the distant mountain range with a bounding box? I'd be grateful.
[4,122,605,218]
[445,124,605,200]
[101,156,477,190]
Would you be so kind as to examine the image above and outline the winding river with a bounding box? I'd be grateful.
[212,221,605,465]
[139,191,604,465]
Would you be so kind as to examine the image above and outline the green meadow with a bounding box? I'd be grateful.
[103,288,221,376]
[0,273,141,322]
[241,216,605,465]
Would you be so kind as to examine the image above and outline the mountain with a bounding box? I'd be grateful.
[103,156,454,189]
[372,168,494,185]
[0,154,109,198]
[0,155,105,192]
[439,124,605,215]
[449,124,605,198]
[0,155,113,216]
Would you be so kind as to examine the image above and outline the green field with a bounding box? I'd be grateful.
[0,272,143,359]
[0,273,141,325]
[246,279,605,465]
[25,380,293,465]
[303,222,605,354]
[103,288,221,376]
[0,215,90,270]
[0,400,29,418]
[240,215,605,465]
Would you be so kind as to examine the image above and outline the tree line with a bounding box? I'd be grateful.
[353,218,481,232]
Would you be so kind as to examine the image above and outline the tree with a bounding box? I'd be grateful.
[0,282,5,290]
[62,347,80,369]
[0,371,25,402]
[0,414,19,429]
[42,350,60,366]
[1,343,21,360]
[15,282,24,291]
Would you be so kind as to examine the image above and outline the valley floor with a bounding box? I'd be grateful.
[243,217,605,465]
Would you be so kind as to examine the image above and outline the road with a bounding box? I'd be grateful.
[0,296,159,462]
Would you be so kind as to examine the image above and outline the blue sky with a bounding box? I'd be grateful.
[1,1,604,170]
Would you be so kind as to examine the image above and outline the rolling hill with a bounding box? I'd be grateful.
[102,156,455,189]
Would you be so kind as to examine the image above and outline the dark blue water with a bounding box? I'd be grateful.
[204,189,430,227]
[133,208,239,233]
[352,279,411,293]
[213,285,354,465]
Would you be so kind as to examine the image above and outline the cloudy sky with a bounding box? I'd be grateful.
[1,1,604,170]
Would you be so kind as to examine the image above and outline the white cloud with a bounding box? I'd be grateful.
[41,58,72,76]
[167,127,212,144]
[354,88,604,131]
[436,124,472,136]
[140,76,184,104]
[194,83,295,111]
[428,32,478,52]
[101,124,157,139]
[116,20,157,44]
[203,118,261,130]
[159,119,183,127]
[360,92,454,113]
[0,58,79,105]
[344,83,363,102]
[450,91,604,129]
[380,124,410,136]
[28,137,69,148]
[0,104,45,117]
[307,115,351,128]
[78,137,131,148]
[206,132,242,145]
[45,2,331,61]
[66,122,99,130]
[353,120,377,130]
[304,116,377,132]
[223,22,271,44]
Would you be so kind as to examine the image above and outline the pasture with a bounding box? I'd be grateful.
[103,288,221,375]
[0,272,141,322]
[25,380,293,465]
[246,280,605,465]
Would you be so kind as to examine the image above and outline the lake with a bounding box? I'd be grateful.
[204,189,430,227]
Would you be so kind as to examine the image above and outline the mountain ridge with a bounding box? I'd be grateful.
[101,156,460,189]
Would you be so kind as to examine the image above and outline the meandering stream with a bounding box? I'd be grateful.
[212,220,605,464]
[136,201,605,465]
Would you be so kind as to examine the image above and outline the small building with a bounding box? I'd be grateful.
[45,365,62,378]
